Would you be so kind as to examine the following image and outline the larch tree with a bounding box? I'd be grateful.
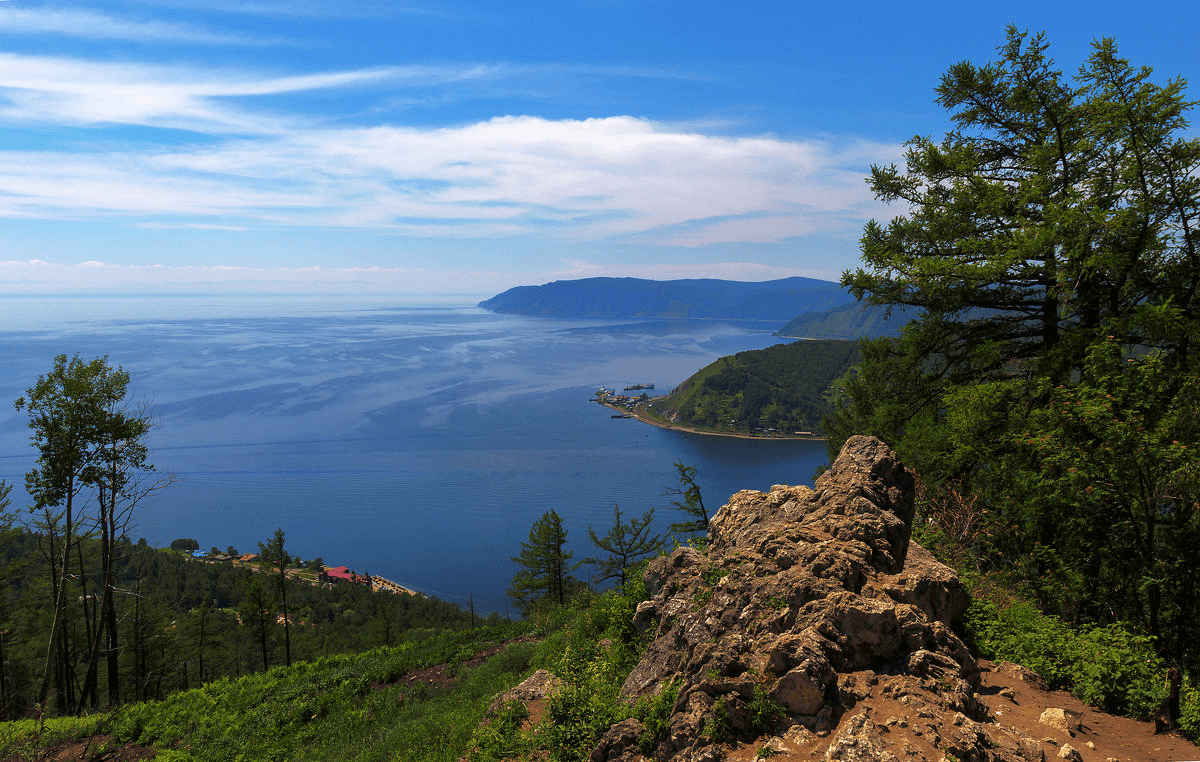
[664,461,709,536]
[508,509,577,615]
[258,528,293,667]
[584,504,662,587]
[826,27,1200,667]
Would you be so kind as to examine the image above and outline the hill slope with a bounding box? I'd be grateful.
[648,339,859,436]
[776,301,921,339]
[478,277,853,322]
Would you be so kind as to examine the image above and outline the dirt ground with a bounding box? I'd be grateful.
[722,659,1200,762]
[0,735,156,762]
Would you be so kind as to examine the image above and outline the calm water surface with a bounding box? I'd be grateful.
[0,295,828,613]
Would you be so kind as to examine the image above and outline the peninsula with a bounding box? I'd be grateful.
[595,389,824,440]
[594,338,858,440]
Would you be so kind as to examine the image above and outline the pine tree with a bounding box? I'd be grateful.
[828,27,1200,667]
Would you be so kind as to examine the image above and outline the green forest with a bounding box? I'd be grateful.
[0,526,477,719]
[0,355,477,720]
[650,339,859,435]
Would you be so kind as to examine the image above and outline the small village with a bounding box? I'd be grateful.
[184,548,420,597]
[593,386,651,416]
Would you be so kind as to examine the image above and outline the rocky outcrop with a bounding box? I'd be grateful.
[594,435,1046,761]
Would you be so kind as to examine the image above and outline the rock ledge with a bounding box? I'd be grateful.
[594,436,1043,761]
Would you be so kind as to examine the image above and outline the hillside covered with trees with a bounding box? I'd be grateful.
[0,355,476,720]
[648,339,859,436]
[775,301,920,339]
[478,276,853,322]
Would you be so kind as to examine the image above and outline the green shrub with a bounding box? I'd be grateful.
[636,679,679,754]
[1180,674,1200,740]
[1073,626,1164,718]
[961,594,1166,719]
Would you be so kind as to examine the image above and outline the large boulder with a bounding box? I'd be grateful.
[603,436,999,761]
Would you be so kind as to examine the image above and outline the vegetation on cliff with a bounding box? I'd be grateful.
[651,339,859,436]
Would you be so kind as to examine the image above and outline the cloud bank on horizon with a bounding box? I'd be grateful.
[0,0,1196,294]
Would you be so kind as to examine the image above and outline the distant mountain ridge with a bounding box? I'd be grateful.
[478,276,854,321]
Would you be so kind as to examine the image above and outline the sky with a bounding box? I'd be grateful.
[1,1,1198,296]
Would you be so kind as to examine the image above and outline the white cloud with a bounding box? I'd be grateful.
[0,6,273,45]
[0,115,898,246]
[0,258,508,294]
[0,49,901,250]
[0,52,498,132]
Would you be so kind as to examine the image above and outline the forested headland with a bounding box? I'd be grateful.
[643,339,860,436]
[775,301,918,339]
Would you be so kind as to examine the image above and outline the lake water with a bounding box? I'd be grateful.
[0,294,829,614]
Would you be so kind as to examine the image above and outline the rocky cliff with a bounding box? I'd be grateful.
[583,436,1134,762]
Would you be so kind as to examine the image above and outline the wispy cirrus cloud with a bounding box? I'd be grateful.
[0,115,898,245]
[0,52,500,131]
[0,45,899,255]
[0,5,279,45]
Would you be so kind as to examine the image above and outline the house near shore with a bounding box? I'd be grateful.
[322,565,355,583]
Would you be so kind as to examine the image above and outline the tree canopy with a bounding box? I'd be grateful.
[827,27,1200,670]
[844,28,1199,389]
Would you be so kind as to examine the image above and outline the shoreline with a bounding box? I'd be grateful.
[597,398,826,442]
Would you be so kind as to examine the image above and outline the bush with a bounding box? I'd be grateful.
[961,593,1166,719]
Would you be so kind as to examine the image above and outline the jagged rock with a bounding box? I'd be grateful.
[595,436,1062,761]
[1039,707,1081,735]
[1056,743,1083,761]
[824,710,897,761]
[590,718,647,762]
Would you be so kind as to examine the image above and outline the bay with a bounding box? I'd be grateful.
[0,294,829,614]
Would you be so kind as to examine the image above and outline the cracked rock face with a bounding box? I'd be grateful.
[595,435,1040,762]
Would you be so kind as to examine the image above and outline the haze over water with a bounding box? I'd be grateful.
[0,295,828,614]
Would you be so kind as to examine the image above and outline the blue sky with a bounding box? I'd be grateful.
[1,1,1197,295]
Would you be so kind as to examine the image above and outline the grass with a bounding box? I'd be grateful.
[105,623,540,762]
[0,715,106,761]
[0,578,658,762]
